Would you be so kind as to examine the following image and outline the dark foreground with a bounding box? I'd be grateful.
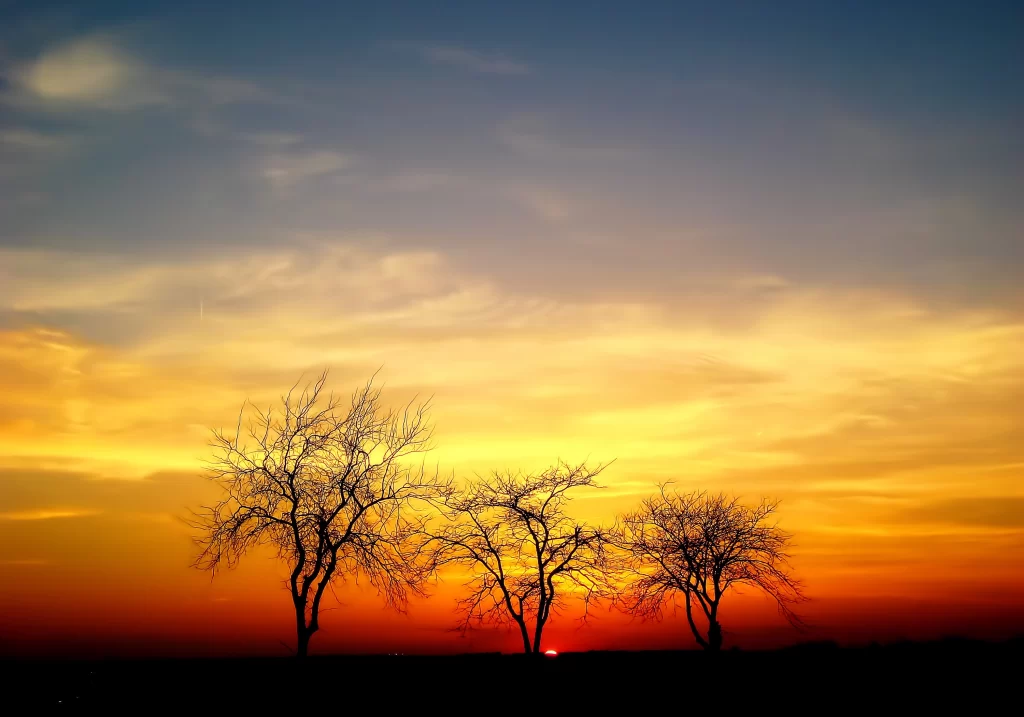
[4,638,1020,710]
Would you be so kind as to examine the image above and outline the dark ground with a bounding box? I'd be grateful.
[3,638,1020,710]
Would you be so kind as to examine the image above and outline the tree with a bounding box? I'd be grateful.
[430,461,613,654]
[616,488,804,652]
[190,371,450,658]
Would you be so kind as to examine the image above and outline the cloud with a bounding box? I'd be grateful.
[898,498,1024,529]
[168,72,275,105]
[0,251,183,312]
[420,45,530,75]
[0,128,77,189]
[239,132,304,147]
[497,115,626,161]
[1,242,1023,541]
[7,35,281,111]
[505,184,575,221]
[0,509,98,520]
[11,36,167,109]
[729,274,791,292]
[369,171,455,193]
[0,243,457,321]
[0,128,77,152]
[259,150,352,188]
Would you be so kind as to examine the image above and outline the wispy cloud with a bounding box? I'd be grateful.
[505,184,576,222]
[239,131,304,147]
[0,509,98,520]
[0,128,78,187]
[420,45,530,75]
[368,171,455,193]
[898,497,1024,529]
[0,244,455,316]
[729,274,792,292]
[258,150,351,189]
[0,128,77,152]
[497,115,625,161]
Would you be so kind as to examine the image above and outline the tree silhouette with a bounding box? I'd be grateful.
[190,371,450,658]
[430,461,613,654]
[616,488,804,651]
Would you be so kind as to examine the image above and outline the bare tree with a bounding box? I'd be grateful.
[430,461,613,654]
[190,371,450,658]
[615,488,804,652]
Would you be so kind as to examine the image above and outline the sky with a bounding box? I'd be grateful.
[1,0,1023,657]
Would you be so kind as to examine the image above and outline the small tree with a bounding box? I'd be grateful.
[191,371,449,658]
[431,461,613,654]
[616,488,804,651]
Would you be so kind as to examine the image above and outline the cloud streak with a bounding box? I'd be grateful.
[239,132,304,147]
[497,115,627,161]
[0,509,98,520]
[0,128,77,152]
[420,45,530,75]
[504,184,576,221]
[258,150,352,188]
[898,498,1024,529]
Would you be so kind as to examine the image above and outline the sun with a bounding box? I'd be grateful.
[544,649,558,657]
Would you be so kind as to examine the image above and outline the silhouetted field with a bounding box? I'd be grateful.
[4,638,1020,710]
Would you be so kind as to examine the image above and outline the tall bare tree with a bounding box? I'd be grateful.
[430,461,613,654]
[190,371,450,658]
[616,488,804,651]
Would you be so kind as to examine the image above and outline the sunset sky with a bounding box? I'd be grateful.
[2,0,1023,657]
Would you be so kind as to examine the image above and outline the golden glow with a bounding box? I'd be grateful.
[1,243,1023,655]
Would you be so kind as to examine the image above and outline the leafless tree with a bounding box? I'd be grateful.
[429,461,613,654]
[615,488,804,651]
[190,370,451,658]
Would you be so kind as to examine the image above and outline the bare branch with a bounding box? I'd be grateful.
[613,489,806,651]
[428,460,615,653]
[189,369,453,657]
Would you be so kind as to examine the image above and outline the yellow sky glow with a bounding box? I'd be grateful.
[1,242,1022,654]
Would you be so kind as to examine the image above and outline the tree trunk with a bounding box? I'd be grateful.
[532,613,546,654]
[707,620,723,652]
[296,628,312,658]
[294,598,314,659]
[684,595,710,651]
[516,619,533,654]
[293,595,309,658]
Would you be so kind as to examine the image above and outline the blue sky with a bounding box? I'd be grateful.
[1,0,1022,321]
